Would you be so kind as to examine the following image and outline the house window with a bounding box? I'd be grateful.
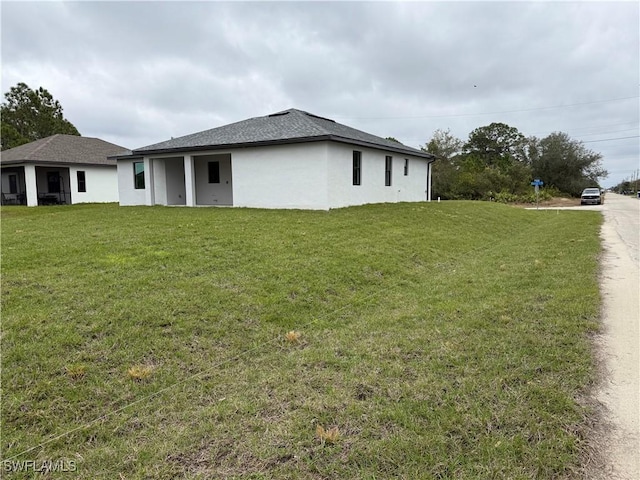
[8,174,17,194]
[352,151,361,186]
[385,156,392,186]
[133,162,145,189]
[208,161,220,184]
[404,159,409,176]
[77,171,86,192]
[47,172,60,193]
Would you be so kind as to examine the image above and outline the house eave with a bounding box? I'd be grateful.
[328,136,436,159]
[0,159,116,167]
[110,153,145,161]
[115,136,436,160]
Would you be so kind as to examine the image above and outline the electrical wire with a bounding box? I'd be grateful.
[332,95,639,120]
[571,128,638,138]
[534,121,639,136]
[401,123,639,146]
[581,135,639,144]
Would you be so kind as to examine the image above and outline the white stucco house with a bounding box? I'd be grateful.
[114,109,437,210]
[1,134,127,206]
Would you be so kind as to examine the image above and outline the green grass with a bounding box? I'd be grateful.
[1,202,602,479]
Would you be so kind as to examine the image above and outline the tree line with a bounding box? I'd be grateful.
[609,170,639,195]
[423,123,608,200]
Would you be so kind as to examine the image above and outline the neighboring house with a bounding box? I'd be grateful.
[114,108,437,210]
[1,135,127,206]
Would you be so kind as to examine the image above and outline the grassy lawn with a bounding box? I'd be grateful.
[1,202,602,479]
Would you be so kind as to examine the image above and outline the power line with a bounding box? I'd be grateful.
[575,128,640,138]
[402,134,640,151]
[531,122,639,138]
[333,95,639,120]
[564,121,639,134]
[402,124,639,146]
[575,127,638,137]
[581,135,639,144]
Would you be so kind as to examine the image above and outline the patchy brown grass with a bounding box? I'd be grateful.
[511,196,582,208]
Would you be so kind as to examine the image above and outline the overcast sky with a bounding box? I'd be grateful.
[2,1,638,187]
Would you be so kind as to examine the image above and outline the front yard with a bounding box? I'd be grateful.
[1,202,602,478]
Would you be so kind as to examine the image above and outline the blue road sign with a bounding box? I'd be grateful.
[531,179,544,186]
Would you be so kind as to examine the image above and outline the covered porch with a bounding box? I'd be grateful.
[144,153,233,206]
[1,164,71,206]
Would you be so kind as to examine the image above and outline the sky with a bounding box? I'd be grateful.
[1,1,638,188]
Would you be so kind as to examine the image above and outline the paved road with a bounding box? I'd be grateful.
[592,193,639,479]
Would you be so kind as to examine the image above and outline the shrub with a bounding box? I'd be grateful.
[494,189,553,204]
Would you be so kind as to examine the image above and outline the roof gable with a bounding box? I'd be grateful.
[1,134,128,166]
[130,109,434,159]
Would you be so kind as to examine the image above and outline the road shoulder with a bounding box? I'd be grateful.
[587,206,640,479]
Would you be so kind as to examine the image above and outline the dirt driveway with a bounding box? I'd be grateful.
[590,193,639,479]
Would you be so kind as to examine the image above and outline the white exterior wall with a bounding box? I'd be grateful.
[69,165,118,204]
[116,141,431,210]
[194,154,233,205]
[24,165,37,206]
[233,142,329,209]
[327,143,430,208]
[165,158,187,205]
[117,158,146,206]
[152,159,167,205]
[147,157,186,206]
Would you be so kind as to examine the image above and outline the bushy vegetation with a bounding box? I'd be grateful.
[493,189,553,204]
[425,124,607,201]
[610,178,639,195]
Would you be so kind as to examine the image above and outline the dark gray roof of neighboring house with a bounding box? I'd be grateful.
[0,134,129,166]
[122,109,435,159]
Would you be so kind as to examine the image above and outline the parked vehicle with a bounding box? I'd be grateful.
[581,188,603,205]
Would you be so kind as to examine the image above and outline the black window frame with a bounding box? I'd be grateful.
[77,171,86,192]
[352,151,362,186]
[385,156,392,186]
[208,161,221,184]
[404,158,409,176]
[8,174,17,194]
[133,162,145,189]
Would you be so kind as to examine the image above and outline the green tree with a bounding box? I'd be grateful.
[464,122,529,170]
[531,132,607,196]
[457,123,532,199]
[1,82,80,150]
[423,129,464,199]
[612,180,632,194]
[424,128,463,159]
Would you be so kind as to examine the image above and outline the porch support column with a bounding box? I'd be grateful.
[426,160,434,202]
[184,155,196,206]
[24,164,38,207]
[144,157,155,206]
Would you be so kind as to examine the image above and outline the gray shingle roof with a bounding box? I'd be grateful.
[127,109,434,159]
[1,134,129,166]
